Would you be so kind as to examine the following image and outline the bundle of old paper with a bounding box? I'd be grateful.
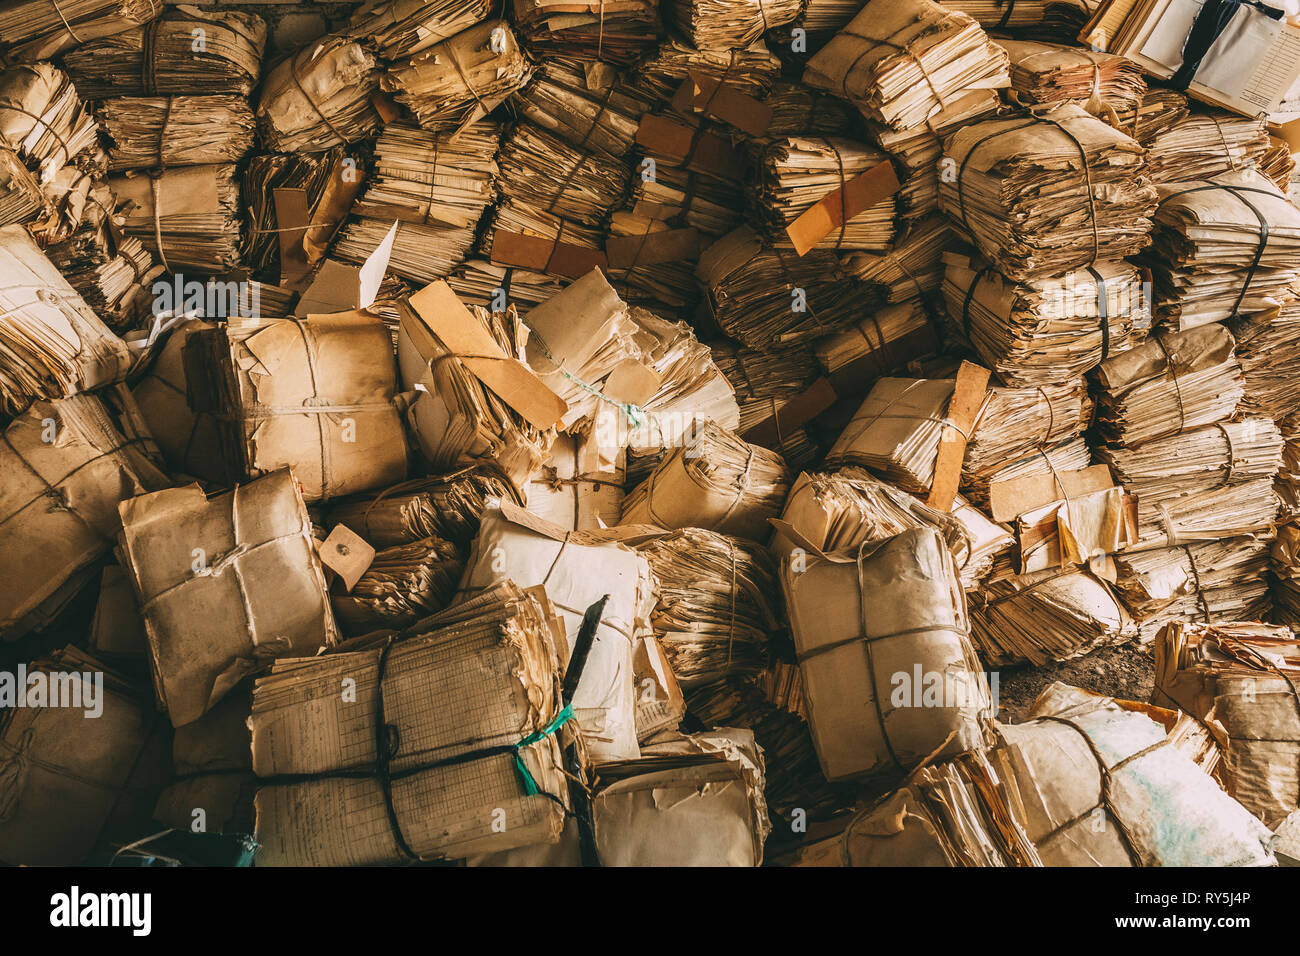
[803,750,1041,866]
[0,224,131,410]
[759,81,857,139]
[1275,413,1300,519]
[748,136,898,252]
[912,253,1092,386]
[1000,40,1144,113]
[0,647,168,865]
[1110,87,1189,145]
[154,686,255,836]
[603,213,700,313]
[348,0,491,59]
[1092,323,1244,448]
[109,163,242,274]
[1275,523,1300,624]
[100,95,254,170]
[336,122,499,284]
[513,60,650,158]
[383,20,532,132]
[971,562,1133,665]
[636,528,781,687]
[448,258,565,311]
[331,536,464,634]
[773,467,1011,589]
[523,432,624,530]
[0,146,42,227]
[1155,620,1300,828]
[962,378,1093,504]
[633,38,782,101]
[397,281,563,490]
[667,0,800,50]
[244,148,348,277]
[992,682,1275,865]
[497,122,630,232]
[842,215,950,309]
[62,7,266,96]
[1144,112,1270,183]
[0,391,167,641]
[183,311,408,502]
[251,582,571,864]
[631,634,686,742]
[868,87,1001,180]
[697,225,863,347]
[589,729,771,866]
[713,340,818,425]
[1146,169,1300,330]
[0,0,159,62]
[45,229,162,334]
[1083,0,1300,119]
[324,466,521,550]
[621,421,791,540]
[625,148,743,238]
[1231,292,1300,419]
[813,299,939,393]
[783,527,991,785]
[939,105,1157,280]
[458,501,656,762]
[117,469,339,728]
[1113,537,1271,638]
[513,0,660,65]
[257,35,381,152]
[803,0,1009,131]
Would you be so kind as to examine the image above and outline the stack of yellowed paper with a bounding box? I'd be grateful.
[1108,87,1188,144]
[1231,291,1300,420]
[803,0,1009,132]
[523,432,625,531]
[243,147,350,278]
[0,0,159,61]
[1144,112,1270,184]
[1274,523,1300,624]
[330,536,464,634]
[495,121,631,233]
[1001,39,1145,112]
[44,229,163,334]
[760,81,857,138]
[813,299,939,392]
[842,215,950,308]
[100,95,255,170]
[257,35,382,152]
[347,0,490,59]
[447,258,564,311]
[633,37,782,101]
[667,0,801,51]
[513,0,660,65]
[109,163,243,274]
[512,60,651,158]
[0,146,42,227]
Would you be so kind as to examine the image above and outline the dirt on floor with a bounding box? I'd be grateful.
[992,640,1156,724]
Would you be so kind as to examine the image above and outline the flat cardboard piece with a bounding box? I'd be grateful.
[786,161,902,257]
[670,73,773,137]
[319,524,375,592]
[273,187,312,288]
[489,230,608,279]
[926,361,990,512]
[606,227,700,269]
[989,463,1116,522]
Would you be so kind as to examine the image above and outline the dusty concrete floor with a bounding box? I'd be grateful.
[992,640,1155,724]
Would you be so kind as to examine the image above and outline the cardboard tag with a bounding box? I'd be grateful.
[304,153,364,265]
[489,230,608,279]
[989,463,1116,523]
[273,186,312,288]
[670,73,773,138]
[635,114,745,179]
[602,358,662,406]
[405,280,567,431]
[319,524,375,592]
[606,226,700,270]
[786,160,902,257]
[926,360,991,512]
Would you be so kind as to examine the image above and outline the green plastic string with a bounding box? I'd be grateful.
[530,330,647,427]
[512,702,574,796]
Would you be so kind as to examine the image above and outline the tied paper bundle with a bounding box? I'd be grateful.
[621,421,791,541]
[243,148,348,278]
[799,750,1041,866]
[782,527,992,785]
[1123,477,1280,554]
[0,648,168,866]
[1155,621,1300,829]
[1108,87,1188,146]
[330,536,465,635]
[1091,323,1243,449]
[603,213,700,312]
[183,312,409,503]
[697,225,864,347]
[109,163,242,274]
[154,688,255,836]
[43,229,162,334]
[512,0,660,65]
[0,392,167,641]
[1147,170,1300,330]
[0,224,130,411]
[458,502,657,762]
[713,341,819,423]
[970,564,1132,666]
[252,582,571,865]
[868,87,1001,175]
[991,683,1275,866]
[802,0,1009,132]
[774,467,1012,590]
[61,7,266,97]
[480,199,605,267]
[496,122,630,232]
[382,20,531,133]
[337,122,500,284]
[117,469,340,728]
[397,283,562,491]
[0,0,159,62]
[633,39,783,102]
[1230,294,1300,419]
[940,105,1158,281]
[813,299,940,393]
[512,61,650,158]
[636,528,781,688]
[1113,537,1271,638]
[347,0,491,59]
[0,146,42,227]
[1099,416,1284,530]
[448,259,564,310]
[1143,113,1270,184]
[666,0,802,51]
[962,379,1094,505]
[1278,413,1300,518]
[842,214,950,307]
[1000,40,1145,113]
[1276,523,1300,624]
[626,161,742,239]
[748,136,899,252]
[760,82,857,138]
[100,95,256,171]
[587,730,771,867]
[524,433,624,531]
[324,467,520,550]
[257,36,381,152]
